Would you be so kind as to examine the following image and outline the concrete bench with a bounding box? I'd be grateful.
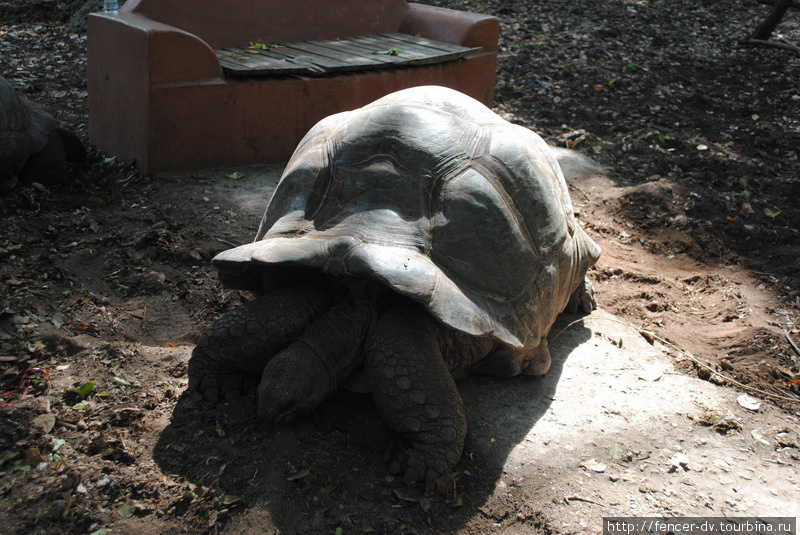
[87,0,499,173]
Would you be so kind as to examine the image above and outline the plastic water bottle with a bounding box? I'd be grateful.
[103,0,120,14]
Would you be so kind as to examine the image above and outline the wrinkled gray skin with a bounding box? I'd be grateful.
[0,75,84,194]
[189,86,601,484]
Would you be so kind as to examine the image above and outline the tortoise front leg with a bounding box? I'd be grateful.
[257,294,375,424]
[365,305,469,484]
[188,283,333,402]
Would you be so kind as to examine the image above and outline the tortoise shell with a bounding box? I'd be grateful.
[0,75,56,175]
[214,86,600,353]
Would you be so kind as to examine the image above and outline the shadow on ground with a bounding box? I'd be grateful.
[152,316,592,534]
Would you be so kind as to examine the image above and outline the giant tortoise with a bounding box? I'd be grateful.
[0,75,84,193]
[189,86,601,483]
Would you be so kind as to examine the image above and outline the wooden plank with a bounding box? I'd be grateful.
[381,32,482,55]
[217,48,285,70]
[216,50,273,75]
[347,34,461,64]
[282,41,385,72]
[213,32,481,77]
[216,47,307,76]
[358,33,470,62]
[251,45,349,72]
[305,37,403,65]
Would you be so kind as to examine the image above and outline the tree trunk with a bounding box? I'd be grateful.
[751,0,795,40]
[756,0,799,8]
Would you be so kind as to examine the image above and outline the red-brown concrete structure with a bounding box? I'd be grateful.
[87,0,499,173]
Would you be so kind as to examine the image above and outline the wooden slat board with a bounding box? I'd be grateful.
[215,33,482,78]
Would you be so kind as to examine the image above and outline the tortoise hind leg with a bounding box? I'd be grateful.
[565,278,596,314]
[365,305,468,484]
[188,283,333,402]
[467,338,552,377]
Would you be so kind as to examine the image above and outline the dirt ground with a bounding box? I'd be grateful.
[1,1,799,534]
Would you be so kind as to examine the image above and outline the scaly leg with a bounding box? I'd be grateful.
[257,294,375,423]
[188,283,333,402]
[365,305,468,483]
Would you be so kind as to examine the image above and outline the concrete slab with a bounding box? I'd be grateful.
[458,310,799,529]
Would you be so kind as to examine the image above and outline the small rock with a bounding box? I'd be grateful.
[580,459,607,473]
[736,394,761,412]
[145,271,166,284]
[419,497,432,512]
[713,459,732,471]
[637,365,663,382]
[668,453,689,472]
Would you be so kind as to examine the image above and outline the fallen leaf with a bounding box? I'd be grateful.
[117,500,138,518]
[319,484,336,494]
[26,446,46,466]
[13,459,31,472]
[33,413,56,433]
[607,443,630,462]
[286,468,310,481]
[67,381,96,398]
[393,488,418,502]
[113,376,140,388]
